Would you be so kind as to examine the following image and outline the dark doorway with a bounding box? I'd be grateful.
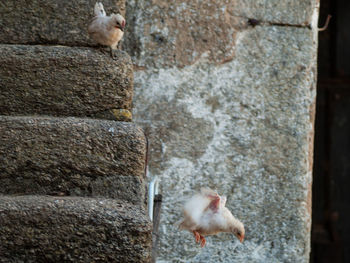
[311,0,350,262]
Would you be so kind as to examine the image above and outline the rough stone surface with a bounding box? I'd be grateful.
[126,0,319,261]
[0,45,133,120]
[0,195,151,262]
[124,0,316,68]
[231,0,315,25]
[0,0,125,46]
[0,116,146,205]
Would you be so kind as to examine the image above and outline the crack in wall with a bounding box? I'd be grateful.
[245,18,311,29]
[265,22,311,29]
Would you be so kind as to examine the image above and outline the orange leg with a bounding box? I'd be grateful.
[192,231,201,243]
[200,235,206,247]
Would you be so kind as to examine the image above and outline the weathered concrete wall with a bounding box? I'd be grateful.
[125,0,319,262]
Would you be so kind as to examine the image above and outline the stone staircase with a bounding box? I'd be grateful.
[0,0,152,262]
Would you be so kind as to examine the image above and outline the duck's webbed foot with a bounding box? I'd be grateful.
[192,231,206,247]
[110,47,118,60]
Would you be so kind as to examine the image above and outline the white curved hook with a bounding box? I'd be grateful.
[148,177,160,221]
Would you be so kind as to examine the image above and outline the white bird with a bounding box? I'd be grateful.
[88,2,126,59]
[179,188,245,247]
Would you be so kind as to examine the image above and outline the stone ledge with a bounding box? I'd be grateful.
[0,195,151,263]
[0,0,125,45]
[0,116,146,205]
[0,45,133,120]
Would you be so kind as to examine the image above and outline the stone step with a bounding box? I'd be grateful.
[0,195,151,262]
[0,116,146,205]
[0,45,133,121]
[0,0,125,46]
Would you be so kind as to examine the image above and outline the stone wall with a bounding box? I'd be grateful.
[0,0,152,261]
[124,0,319,262]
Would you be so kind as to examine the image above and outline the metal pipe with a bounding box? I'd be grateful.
[148,177,159,221]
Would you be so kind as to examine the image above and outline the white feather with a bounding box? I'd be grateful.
[183,193,211,226]
[94,2,106,17]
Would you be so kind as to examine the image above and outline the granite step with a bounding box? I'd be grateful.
[0,115,146,206]
[0,195,152,262]
[0,45,133,121]
[0,0,125,46]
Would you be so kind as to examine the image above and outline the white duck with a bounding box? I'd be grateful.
[179,188,245,247]
[88,2,126,59]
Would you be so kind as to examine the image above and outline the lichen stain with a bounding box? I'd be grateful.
[125,0,245,68]
[138,98,214,175]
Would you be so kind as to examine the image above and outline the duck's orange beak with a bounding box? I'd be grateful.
[239,234,245,243]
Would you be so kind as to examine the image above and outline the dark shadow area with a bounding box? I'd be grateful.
[311,0,350,262]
